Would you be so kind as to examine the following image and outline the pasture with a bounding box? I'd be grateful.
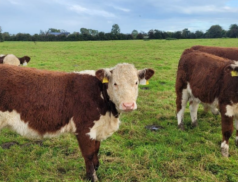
[1,39,238,181]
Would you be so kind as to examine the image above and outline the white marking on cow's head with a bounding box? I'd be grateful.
[95,63,154,112]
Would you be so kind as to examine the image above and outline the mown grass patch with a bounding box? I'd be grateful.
[1,39,238,181]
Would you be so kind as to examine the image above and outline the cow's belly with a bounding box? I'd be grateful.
[0,110,77,139]
[87,112,120,141]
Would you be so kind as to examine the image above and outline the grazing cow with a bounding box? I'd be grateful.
[0,63,154,181]
[191,45,238,114]
[176,49,238,157]
[0,54,30,66]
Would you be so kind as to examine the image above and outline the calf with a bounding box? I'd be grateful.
[176,49,238,157]
[191,45,238,114]
[0,63,154,181]
[0,54,30,66]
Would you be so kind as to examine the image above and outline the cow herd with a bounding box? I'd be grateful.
[0,45,238,181]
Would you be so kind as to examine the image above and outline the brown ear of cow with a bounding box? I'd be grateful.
[25,56,31,62]
[95,69,105,82]
[138,69,155,80]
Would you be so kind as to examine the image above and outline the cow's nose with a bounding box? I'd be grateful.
[123,102,135,110]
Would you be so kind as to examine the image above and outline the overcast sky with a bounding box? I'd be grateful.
[1,0,238,35]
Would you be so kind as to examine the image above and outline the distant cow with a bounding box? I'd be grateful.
[0,54,30,66]
[0,63,154,181]
[176,49,238,157]
[191,45,238,114]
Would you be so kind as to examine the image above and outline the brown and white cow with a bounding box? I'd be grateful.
[0,63,154,181]
[176,49,238,157]
[0,54,30,66]
[190,45,238,114]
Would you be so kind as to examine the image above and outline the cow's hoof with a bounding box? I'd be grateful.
[86,170,98,182]
[191,120,198,128]
[221,146,229,157]
[178,123,184,131]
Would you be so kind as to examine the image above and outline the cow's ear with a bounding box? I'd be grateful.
[227,62,238,77]
[96,69,112,83]
[138,69,155,85]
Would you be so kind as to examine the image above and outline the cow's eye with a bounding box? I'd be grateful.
[114,83,117,86]
[135,81,138,85]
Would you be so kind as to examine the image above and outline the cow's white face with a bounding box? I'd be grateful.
[96,63,154,112]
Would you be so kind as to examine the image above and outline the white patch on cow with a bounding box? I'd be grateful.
[202,98,219,115]
[23,61,27,66]
[0,110,76,139]
[87,112,120,141]
[0,54,5,57]
[43,118,77,138]
[225,102,238,117]
[75,70,96,76]
[221,140,229,157]
[3,54,20,66]
[139,78,147,85]
[93,170,98,182]
[177,84,189,125]
[189,100,199,123]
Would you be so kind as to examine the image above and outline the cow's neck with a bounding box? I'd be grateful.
[101,83,120,118]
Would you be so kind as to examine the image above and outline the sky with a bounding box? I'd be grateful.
[1,0,238,35]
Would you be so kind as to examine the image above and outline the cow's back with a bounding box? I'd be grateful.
[191,45,238,60]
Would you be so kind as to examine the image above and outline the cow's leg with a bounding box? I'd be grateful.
[189,100,199,127]
[234,116,238,146]
[176,88,189,130]
[220,113,233,157]
[76,135,98,182]
[93,141,100,171]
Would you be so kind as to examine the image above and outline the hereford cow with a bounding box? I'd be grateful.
[0,54,30,66]
[0,63,154,181]
[176,49,238,157]
[190,45,238,114]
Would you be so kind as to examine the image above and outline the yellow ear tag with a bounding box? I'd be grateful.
[102,77,109,83]
[231,71,238,77]
[146,80,149,85]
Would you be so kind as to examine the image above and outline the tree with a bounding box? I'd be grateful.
[228,24,238,38]
[148,29,154,39]
[182,28,191,39]
[195,30,204,38]
[111,24,120,35]
[0,26,3,42]
[131,30,138,39]
[80,28,89,35]
[206,25,223,38]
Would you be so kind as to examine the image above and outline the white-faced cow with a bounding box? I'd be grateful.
[0,54,30,66]
[176,48,238,157]
[0,63,154,181]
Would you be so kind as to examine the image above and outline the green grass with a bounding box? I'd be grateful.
[1,39,238,181]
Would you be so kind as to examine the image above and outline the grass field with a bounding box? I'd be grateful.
[1,39,238,182]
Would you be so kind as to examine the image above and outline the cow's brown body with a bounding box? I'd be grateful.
[0,64,154,181]
[191,45,238,60]
[176,49,238,157]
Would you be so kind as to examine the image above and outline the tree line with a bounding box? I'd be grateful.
[0,24,238,42]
